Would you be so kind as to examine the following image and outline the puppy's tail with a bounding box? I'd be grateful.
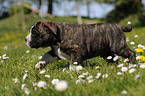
[121,21,132,32]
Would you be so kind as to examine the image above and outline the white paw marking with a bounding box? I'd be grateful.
[35,61,46,69]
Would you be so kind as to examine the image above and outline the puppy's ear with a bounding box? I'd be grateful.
[43,21,57,35]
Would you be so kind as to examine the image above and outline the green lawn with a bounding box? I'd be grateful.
[1,14,145,96]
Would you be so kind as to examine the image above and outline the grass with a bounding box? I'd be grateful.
[1,14,145,96]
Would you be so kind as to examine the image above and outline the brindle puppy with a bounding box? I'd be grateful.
[25,21,136,69]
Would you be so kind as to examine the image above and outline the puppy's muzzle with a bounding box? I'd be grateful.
[25,34,31,48]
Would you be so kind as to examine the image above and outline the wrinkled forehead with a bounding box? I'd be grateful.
[30,21,43,33]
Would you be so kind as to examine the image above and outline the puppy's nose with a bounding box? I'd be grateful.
[25,38,27,42]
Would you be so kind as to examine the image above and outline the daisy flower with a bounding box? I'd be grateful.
[95,73,101,78]
[102,74,108,78]
[24,88,30,95]
[124,58,129,63]
[134,73,140,80]
[113,56,119,61]
[51,79,59,85]
[40,70,46,74]
[39,56,42,59]
[1,60,3,63]
[95,66,100,69]
[25,70,28,73]
[76,65,83,71]
[88,79,94,83]
[23,73,27,81]
[78,75,85,79]
[37,81,47,88]
[62,68,66,72]
[3,56,9,59]
[107,56,112,60]
[87,76,93,80]
[2,54,9,59]
[76,80,81,84]
[140,64,145,68]
[133,64,137,67]
[83,72,89,76]
[134,35,138,38]
[128,64,133,69]
[26,50,30,53]
[4,86,9,90]
[129,68,136,73]
[121,67,128,72]
[129,64,137,68]
[136,56,141,60]
[143,46,145,50]
[2,54,6,57]
[73,62,78,65]
[130,42,135,45]
[55,81,68,91]
[117,72,122,75]
[117,63,124,68]
[13,78,18,83]
[138,44,143,48]
[21,84,26,90]
[121,90,128,94]
[32,82,37,86]
[45,75,50,78]
[76,79,85,84]
[34,87,37,91]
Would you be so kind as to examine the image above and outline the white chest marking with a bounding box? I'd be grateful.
[52,45,71,60]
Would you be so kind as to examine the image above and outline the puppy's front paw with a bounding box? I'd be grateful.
[35,61,46,69]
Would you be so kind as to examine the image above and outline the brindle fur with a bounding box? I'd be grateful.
[27,20,136,68]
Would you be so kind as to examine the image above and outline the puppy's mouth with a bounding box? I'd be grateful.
[25,34,32,48]
[25,38,31,48]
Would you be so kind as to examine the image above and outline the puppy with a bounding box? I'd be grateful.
[25,20,136,69]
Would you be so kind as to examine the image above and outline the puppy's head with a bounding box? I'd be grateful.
[25,21,58,48]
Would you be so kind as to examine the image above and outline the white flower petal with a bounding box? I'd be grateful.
[121,90,127,94]
[129,68,136,73]
[55,81,68,91]
[140,64,145,68]
[76,65,83,71]
[37,81,47,88]
[40,70,46,74]
[117,64,124,68]
[134,73,140,80]
[51,79,59,85]
[23,73,27,81]
[45,75,50,78]
[121,67,128,72]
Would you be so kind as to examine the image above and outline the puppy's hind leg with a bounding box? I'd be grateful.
[35,50,59,69]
